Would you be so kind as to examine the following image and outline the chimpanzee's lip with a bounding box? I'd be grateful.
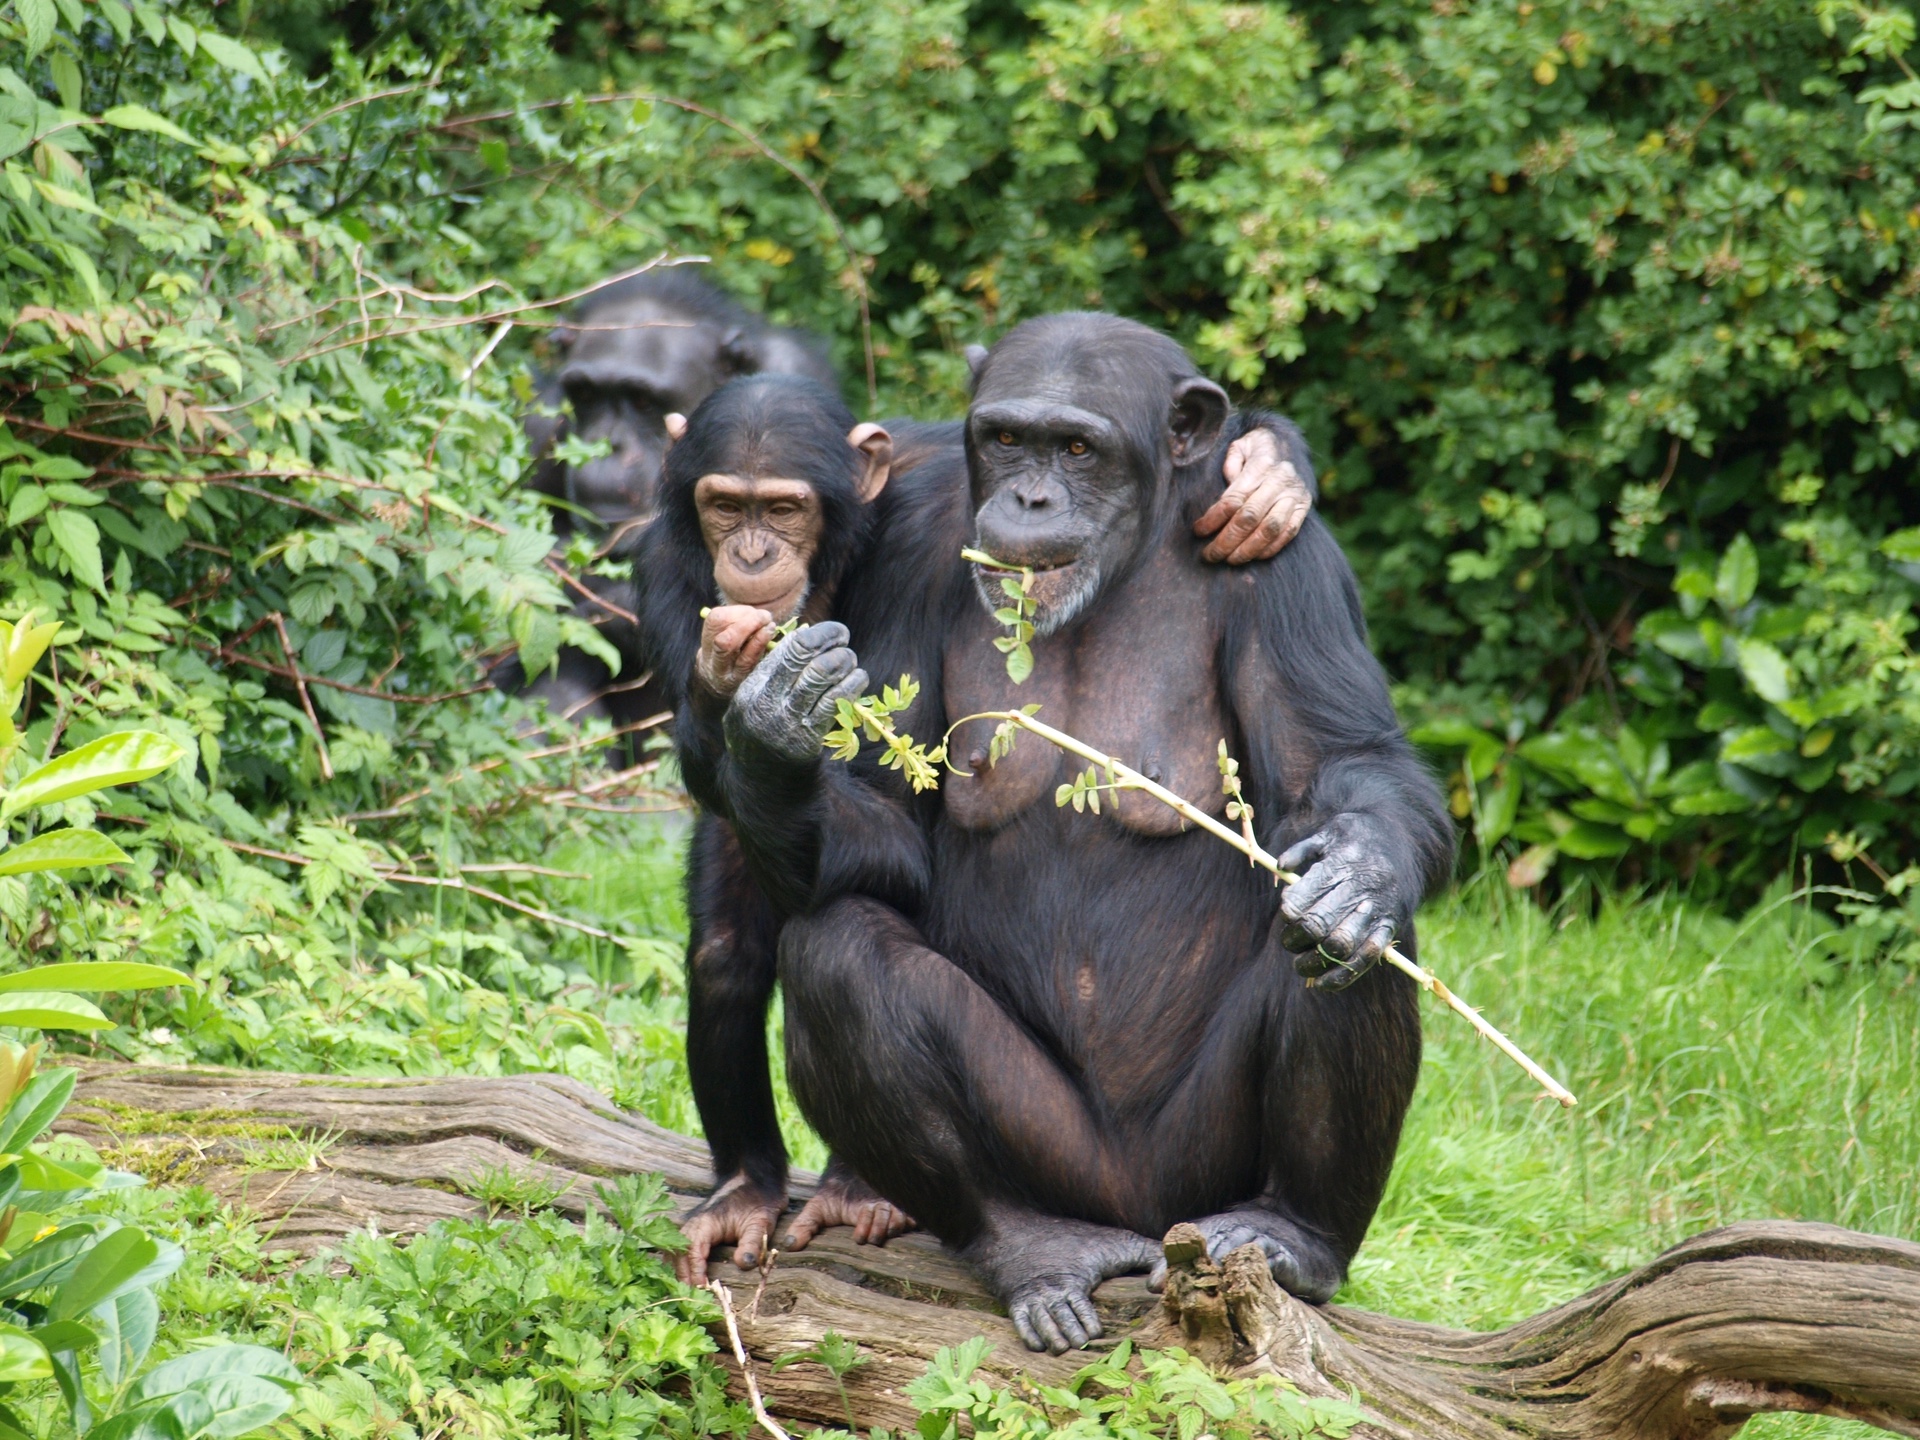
[971,555,1076,576]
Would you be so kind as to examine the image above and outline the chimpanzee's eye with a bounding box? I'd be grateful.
[1066,439,1088,456]
[997,431,1016,446]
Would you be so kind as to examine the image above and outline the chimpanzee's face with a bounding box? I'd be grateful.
[966,385,1150,638]
[695,474,825,622]
[964,324,1230,636]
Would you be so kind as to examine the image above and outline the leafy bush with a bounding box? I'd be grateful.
[0,0,701,1046]
[511,0,1920,920]
[905,1337,1359,1440]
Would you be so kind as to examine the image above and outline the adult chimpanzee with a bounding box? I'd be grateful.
[526,270,838,538]
[703,314,1453,1352]
[635,373,1322,1285]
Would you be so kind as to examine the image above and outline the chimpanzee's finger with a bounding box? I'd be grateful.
[790,621,849,656]
[1192,434,1270,534]
[759,623,848,695]
[1311,950,1370,992]
[781,1202,825,1251]
[1284,878,1365,961]
[1205,1222,1260,1262]
[1051,1294,1094,1349]
[1146,1258,1168,1292]
[807,668,869,735]
[1276,831,1329,877]
[1280,860,1352,930]
[1202,461,1306,564]
[1023,1298,1069,1354]
[1321,897,1378,959]
[678,1225,713,1286]
[789,648,859,711]
[734,1211,770,1271]
[1221,484,1308,564]
[1068,1289,1104,1343]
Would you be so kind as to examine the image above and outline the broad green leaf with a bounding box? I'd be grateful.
[1,731,190,820]
[98,105,197,146]
[1882,526,1920,563]
[89,1393,210,1440]
[48,52,80,111]
[0,1326,49,1385]
[0,1224,98,1299]
[17,0,55,59]
[95,1286,157,1386]
[49,1226,160,1321]
[16,1151,96,1191]
[1715,534,1758,612]
[0,992,111,1032]
[0,1068,77,1153]
[0,962,193,994]
[192,1373,299,1437]
[1478,776,1521,844]
[5,486,47,528]
[1556,821,1632,859]
[130,1345,301,1404]
[0,829,131,876]
[1670,788,1753,816]
[193,30,268,83]
[45,508,103,593]
[1735,638,1793,704]
[29,1321,99,1354]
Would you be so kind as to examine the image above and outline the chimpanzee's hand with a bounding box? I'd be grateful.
[696,604,777,699]
[1278,813,1402,990]
[725,621,868,765]
[1194,428,1313,564]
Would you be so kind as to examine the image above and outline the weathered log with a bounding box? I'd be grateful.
[54,1063,1920,1439]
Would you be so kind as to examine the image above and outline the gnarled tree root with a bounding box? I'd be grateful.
[55,1063,1920,1438]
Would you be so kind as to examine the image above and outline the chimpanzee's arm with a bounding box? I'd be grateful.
[709,623,934,919]
[1230,516,1454,986]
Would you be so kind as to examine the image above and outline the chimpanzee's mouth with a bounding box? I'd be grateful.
[968,552,1077,577]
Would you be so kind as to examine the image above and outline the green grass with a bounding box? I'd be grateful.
[545,834,1919,1436]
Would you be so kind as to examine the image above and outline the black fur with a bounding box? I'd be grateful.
[709,313,1453,1349]
[637,375,894,1208]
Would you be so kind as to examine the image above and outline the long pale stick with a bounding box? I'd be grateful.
[709,1279,791,1440]
[954,709,1577,1108]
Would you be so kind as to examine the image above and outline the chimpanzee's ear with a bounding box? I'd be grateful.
[847,423,893,503]
[963,344,989,390]
[665,413,688,444]
[721,326,763,374]
[1168,377,1230,465]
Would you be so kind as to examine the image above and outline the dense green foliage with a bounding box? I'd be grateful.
[0,0,704,1070]
[444,0,1920,920]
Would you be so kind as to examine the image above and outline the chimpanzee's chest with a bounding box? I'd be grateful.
[940,560,1229,837]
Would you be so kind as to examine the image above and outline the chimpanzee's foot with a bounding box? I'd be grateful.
[783,1159,917,1250]
[964,1208,1158,1354]
[1145,1209,1344,1302]
[676,1172,786,1285]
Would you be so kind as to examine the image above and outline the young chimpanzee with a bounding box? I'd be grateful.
[707,315,1454,1352]
[641,372,1321,1284]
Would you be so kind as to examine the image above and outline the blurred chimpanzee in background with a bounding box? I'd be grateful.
[498,269,839,738]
